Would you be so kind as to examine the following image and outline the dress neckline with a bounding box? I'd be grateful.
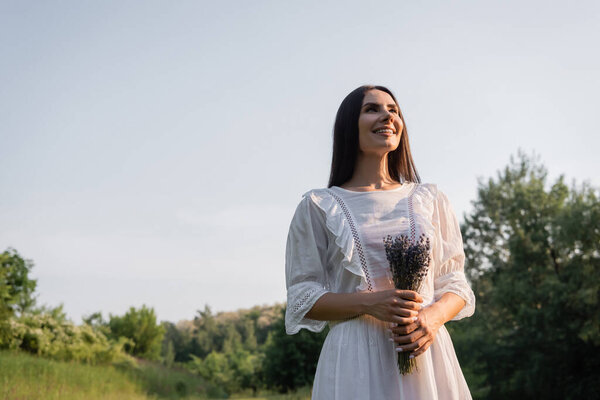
[331,182,414,194]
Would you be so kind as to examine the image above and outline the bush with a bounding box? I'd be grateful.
[2,307,133,365]
[108,305,165,360]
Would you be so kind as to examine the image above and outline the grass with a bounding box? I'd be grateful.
[0,350,149,400]
[0,351,311,400]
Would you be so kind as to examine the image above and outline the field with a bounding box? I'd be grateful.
[0,351,310,400]
[0,351,149,400]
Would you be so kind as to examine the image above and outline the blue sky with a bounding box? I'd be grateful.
[1,0,598,323]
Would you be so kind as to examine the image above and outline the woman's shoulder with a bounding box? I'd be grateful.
[414,183,457,210]
[301,187,331,199]
[410,182,439,204]
[297,188,337,216]
[287,188,331,215]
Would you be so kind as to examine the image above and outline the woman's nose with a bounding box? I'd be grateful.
[382,110,393,121]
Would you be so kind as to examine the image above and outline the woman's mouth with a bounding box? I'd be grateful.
[373,128,395,137]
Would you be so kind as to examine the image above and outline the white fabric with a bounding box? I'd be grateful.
[284,182,475,399]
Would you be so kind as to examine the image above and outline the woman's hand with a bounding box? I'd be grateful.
[365,289,423,326]
[390,306,444,358]
[389,293,466,358]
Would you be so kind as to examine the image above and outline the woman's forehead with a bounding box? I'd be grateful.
[362,89,395,105]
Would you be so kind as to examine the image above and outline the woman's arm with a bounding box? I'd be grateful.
[306,289,424,325]
[390,292,466,357]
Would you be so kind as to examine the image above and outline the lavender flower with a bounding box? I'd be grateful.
[383,233,431,374]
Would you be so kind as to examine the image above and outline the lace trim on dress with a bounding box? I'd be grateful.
[291,287,323,314]
[325,189,374,292]
[407,184,419,241]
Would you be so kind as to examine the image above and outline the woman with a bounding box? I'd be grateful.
[285,85,476,399]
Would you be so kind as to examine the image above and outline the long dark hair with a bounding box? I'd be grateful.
[327,85,421,188]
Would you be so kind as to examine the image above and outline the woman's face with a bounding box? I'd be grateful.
[357,89,403,156]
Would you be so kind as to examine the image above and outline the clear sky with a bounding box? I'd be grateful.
[1,0,598,323]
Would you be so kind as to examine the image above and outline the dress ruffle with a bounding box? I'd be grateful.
[303,189,366,280]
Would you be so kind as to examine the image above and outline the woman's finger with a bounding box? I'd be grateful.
[390,322,418,336]
[410,338,433,358]
[394,290,423,303]
[397,300,422,311]
[392,306,419,318]
[396,335,428,353]
[393,329,423,345]
[390,315,417,326]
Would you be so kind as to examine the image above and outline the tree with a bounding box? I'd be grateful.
[262,307,328,393]
[0,248,37,318]
[0,248,37,346]
[242,317,258,351]
[108,305,165,360]
[193,305,222,358]
[456,152,600,399]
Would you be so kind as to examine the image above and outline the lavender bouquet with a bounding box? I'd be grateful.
[383,233,431,374]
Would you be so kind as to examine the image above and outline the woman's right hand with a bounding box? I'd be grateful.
[364,289,423,325]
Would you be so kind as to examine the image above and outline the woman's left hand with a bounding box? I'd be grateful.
[389,306,444,358]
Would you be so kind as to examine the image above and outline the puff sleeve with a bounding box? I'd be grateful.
[284,195,331,334]
[431,189,476,320]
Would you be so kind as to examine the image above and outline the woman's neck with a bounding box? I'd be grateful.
[344,153,399,190]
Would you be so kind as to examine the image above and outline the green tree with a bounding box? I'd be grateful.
[193,305,222,357]
[162,320,197,362]
[222,323,242,354]
[189,348,260,395]
[190,351,231,392]
[0,248,37,318]
[108,305,165,360]
[457,152,600,399]
[0,248,37,347]
[242,317,258,351]
[262,307,328,393]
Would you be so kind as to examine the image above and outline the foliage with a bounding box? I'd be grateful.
[108,305,165,360]
[456,151,600,399]
[188,349,262,396]
[0,248,37,316]
[160,304,284,394]
[122,358,212,399]
[179,305,269,396]
[262,307,327,393]
[162,338,176,368]
[0,305,133,365]
[0,248,37,346]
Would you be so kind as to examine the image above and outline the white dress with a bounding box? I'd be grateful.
[284,182,476,400]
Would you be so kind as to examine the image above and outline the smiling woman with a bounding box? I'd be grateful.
[284,85,475,399]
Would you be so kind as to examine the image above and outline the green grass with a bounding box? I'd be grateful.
[0,350,149,400]
[0,351,311,400]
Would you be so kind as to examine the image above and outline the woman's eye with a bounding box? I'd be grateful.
[390,108,399,114]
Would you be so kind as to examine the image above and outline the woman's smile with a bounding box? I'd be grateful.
[373,127,396,137]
